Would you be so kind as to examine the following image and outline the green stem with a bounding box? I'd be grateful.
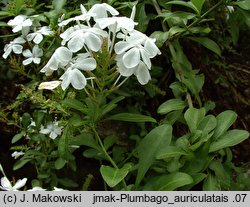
[91,125,128,190]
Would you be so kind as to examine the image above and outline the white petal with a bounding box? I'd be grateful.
[75,58,96,71]
[22,19,32,27]
[67,34,85,53]
[144,38,161,57]
[26,33,36,41]
[84,33,102,52]
[33,46,43,57]
[60,70,71,91]
[33,57,41,64]
[13,178,27,190]
[70,69,87,90]
[40,128,51,134]
[117,60,136,77]
[22,58,33,65]
[12,45,23,54]
[13,37,26,44]
[114,41,133,54]
[2,47,12,59]
[135,62,151,85]
[33,33,43,44]
[49,131,58,139]
[1,177,12,190]
[140,48,151,68]
[28,186,46,191]
[54,47,72,66]
[123,47,140,68]
[38,81,61,90]
[12,25,22,33]
[22,49,32,58]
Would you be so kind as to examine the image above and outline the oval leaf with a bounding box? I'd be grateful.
[100,164,132,188]
[156,146,187,159]
[209,129,249,152]
[158,99,186,114]
[136,124,172,186]
[184,107,206,132]
[148,172,193,190]
[213,110,237,139]
[188,37,221,55]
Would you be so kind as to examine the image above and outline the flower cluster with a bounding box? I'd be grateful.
[3,15,53,65]
[39,3,161,91]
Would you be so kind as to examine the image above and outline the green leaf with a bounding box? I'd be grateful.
[188,37,221,55]
[156,146,187,159]
[58,177,78,188]
[71,133,101,151]
[55,158,66,170]
[197,115,217,134]
[12,131,26,144]
[150,31,169,47]
[58,125,70,160]
[53,0,66,11]
[61,99,87,113]
[13,159,31,170]
[157,99,186,114]
[22,113,31,128]
[233,1,250,10]
[166,1,199,14]
[191,0,205,14]
[213,110,237,139]
[184,107,206,132]
[146,172,193,190]
[203,173,220,190]
[100,163,132,188]
[181,173,207,190]
[106,113,156,123]
[104,136,118,150]
[136,124,172,186]
[209,160,231,188]
[209,129,249,152]
[100,96,124,117]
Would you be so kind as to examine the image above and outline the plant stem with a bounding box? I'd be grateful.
[91,125,128,190]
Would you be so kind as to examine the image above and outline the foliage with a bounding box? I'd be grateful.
[0,0,249,191]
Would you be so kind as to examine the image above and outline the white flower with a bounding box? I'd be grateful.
[38,81,61,90]
[8,15,32,33]
[60,25,108,52]
[59,4,91,27]
[2,37,26,59]
[115,30,161,69]
[40,121,63,139]
[40,47,72,76]
[116,56,151,85]
[22,45,43,65]
[87,3,119,20]
[59,53,96,90]
[26,26,54,44]
[0,177,27,191]
[227,6,234,13]
[53,187,67,191]
[28,186,46,191]
[95,16,137,32]
[60,68,87,90]
[11,151,25,159]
